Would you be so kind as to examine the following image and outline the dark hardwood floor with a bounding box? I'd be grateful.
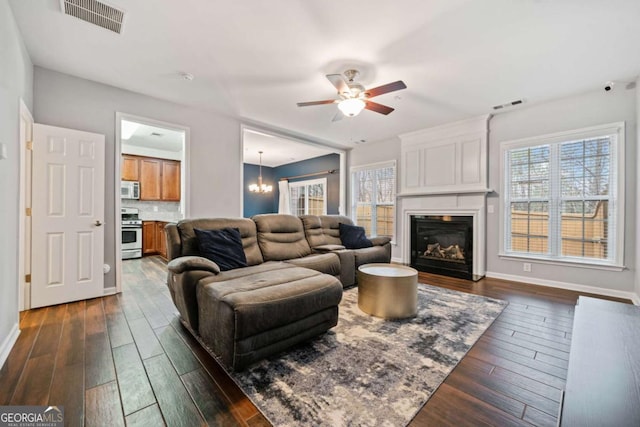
[0,257,630,426]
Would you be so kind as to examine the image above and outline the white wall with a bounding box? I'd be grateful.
[487,88,636,294]
[0,2,33,363]
[34,68,242,290]
[350,87,638,296]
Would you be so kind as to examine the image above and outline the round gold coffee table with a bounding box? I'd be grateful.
[357,263,418,319]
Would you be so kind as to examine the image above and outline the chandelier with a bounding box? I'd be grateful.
[248,151,273,193]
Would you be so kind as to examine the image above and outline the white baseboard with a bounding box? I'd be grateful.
[103,286,117,296]
[391,257,404,264]
[486,271,640,305]
[0,323,21,369]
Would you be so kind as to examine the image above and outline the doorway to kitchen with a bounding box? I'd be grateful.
[115,113,190,292]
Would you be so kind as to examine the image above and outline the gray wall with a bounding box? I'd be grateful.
[34,68,242,290]
[0,2,33,356]
[637,76,640,299]
[487,88,636,293]
[350,88,638,294]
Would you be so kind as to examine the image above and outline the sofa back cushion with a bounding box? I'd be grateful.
[301,215,353,248]
[253,214,312,261]
[175,218,264,266]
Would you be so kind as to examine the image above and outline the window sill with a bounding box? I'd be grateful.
[498,253,626,272]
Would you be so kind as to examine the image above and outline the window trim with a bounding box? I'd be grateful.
[499,122,625,269]
[350,160,397,239]
[288,177,327,215]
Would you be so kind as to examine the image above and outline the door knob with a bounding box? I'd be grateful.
[95,220,103,227]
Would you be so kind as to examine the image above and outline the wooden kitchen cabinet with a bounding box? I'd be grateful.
[140,158,162,200]
[142,221,157,255]
[122,154,181,201]
[142,221,169,259]
[121,155,140,181]
[161,160,181,201]
[156,221,168,259]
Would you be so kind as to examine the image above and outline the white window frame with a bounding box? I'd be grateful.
[499,122,625,270]
[289,178,327,215]
[350,160,397,239]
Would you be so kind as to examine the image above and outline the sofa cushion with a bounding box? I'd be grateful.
[175,218,263,265]
[197,266,343,367]
[194,228,247,271]
[301,215,352,248]
[339,223,373,249]
[253,214,312,260]
[285,253,341,277]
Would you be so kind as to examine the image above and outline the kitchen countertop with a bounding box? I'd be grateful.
[140,214,183,223]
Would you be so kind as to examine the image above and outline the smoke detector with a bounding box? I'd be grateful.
[60,0,126,34]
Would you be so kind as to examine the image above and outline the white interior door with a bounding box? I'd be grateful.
[31,124,105,308]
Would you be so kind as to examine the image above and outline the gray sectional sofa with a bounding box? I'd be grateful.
[165,214,391,371]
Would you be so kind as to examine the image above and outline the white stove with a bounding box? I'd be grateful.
[121,207,142,259]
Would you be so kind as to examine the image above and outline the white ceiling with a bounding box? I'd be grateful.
[9,0,640,147]
[122,121,184,152]
[243,129,336,167]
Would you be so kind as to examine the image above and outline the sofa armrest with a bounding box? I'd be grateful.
[313,244,346,252]
[167,256,221,275]
[370,236,391,246]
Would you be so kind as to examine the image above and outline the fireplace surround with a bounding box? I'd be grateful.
[411,215,474,280]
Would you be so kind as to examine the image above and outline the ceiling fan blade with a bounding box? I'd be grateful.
[297,100,337,107]
[365,101,395,115]
[365,80,407,98]
[331,111,344,122]
[326,74,350,95]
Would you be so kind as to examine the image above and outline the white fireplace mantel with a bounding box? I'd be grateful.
[397,116,490,279]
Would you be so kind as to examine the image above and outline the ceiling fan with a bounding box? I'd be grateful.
[297,69,407,120]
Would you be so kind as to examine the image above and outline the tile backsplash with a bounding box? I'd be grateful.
[122,200,183,222]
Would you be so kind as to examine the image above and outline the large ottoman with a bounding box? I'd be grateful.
[197,265,343,370]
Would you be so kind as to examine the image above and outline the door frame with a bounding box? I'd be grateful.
[18,99,33,311]
[114,112,191,292]
[239,124,347,217]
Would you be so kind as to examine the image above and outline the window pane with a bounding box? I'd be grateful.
[375,205,394,238]
[307,183,324,215]
[510,202,548,254]
[290,186,306,216]
[560,201,608,259]
[351,165,395,238]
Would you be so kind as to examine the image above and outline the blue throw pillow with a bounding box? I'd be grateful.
[194,227,248,271]
[339,223,373,249]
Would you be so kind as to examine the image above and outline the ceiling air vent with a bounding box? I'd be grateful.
[60,0,125,34]
[493,99,525,111]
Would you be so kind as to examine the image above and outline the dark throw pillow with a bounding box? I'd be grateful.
[194,227,247,271]
[339,223,373,249]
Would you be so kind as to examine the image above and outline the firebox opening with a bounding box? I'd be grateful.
[411,215,479,281]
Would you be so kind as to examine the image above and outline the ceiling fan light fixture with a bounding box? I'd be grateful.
[338,98,365,117]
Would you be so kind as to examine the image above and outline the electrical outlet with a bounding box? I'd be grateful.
[523,262,532,272]
[153,206,159,212]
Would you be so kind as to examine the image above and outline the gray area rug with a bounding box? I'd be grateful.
[231,284,508,426]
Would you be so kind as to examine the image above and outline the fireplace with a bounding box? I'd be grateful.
[410,215,477,281]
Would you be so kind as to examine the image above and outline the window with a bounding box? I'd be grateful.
[351,161,396,238]
[289,178,327,215]
[501,123,624,267]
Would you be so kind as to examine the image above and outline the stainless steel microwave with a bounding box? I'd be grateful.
[121,181,140,199]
